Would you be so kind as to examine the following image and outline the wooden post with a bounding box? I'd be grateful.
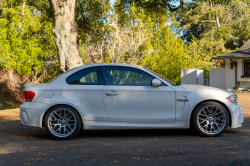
[234,62,238,90]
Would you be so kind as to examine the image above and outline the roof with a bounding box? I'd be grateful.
[213,40,250,59]
[212,48,250,59]
[76,63,143,70]
[46,63,174,86]
[239,40,250,50]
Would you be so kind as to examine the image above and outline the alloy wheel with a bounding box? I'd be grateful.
[47,108,77,138]
[197,105,226,135]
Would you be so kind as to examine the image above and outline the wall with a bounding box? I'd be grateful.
[210,68,225,89]
[183,58,250,91]
[238,59,243,81]
[238,81,250,90]
[230,58,250,90]
[197,70,204,85]
[238,59,250,82]
[225,59,236,91]
[181,69,198,84]
[181,69,204,85]
[237,59,249,89]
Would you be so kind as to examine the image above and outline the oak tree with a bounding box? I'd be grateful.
[48,0,83,72]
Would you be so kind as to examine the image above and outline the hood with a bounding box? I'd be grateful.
[178,84,235,96]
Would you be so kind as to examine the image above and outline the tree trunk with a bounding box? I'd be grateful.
[48,0,83,72]
[209,0,212,9]
[216,16,225,52]
[18,0,25,34]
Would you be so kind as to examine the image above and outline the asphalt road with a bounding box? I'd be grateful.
[0,116,250,166]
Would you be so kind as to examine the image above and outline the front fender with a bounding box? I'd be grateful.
[175,88,234,122]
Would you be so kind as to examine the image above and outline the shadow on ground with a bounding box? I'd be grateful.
[0,117,249,166]
[0,119,240,140]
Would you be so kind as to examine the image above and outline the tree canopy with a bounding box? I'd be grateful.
[0,0,249,83]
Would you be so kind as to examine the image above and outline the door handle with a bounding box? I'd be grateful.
[106,92,119,96]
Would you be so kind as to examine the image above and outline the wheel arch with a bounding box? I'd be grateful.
[190,100,232,127]
[42,104,83,129]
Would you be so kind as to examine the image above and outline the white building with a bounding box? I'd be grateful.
[212,40,250,91]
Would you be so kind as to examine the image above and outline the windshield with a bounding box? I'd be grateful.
[144,68,176,86]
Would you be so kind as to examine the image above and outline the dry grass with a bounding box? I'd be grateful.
[0,108,20,121]
[235,92,250,104]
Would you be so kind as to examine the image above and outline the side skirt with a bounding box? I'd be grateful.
[83,120,190,130]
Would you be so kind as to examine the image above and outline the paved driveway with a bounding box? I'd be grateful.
[1,116,250,166]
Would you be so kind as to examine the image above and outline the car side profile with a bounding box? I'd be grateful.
[19,63,244,139]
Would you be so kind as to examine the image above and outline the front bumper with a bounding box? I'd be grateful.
[19,102,48,128]
[230,104,244,128]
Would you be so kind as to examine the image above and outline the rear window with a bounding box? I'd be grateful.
[66,67,105,85]
[48,68,78,83]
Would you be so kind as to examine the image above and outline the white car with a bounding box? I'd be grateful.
[20,63,244,139]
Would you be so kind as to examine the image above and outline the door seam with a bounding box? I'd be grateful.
[102,85,110,121]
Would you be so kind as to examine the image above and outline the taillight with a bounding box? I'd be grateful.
[24,91,35,102]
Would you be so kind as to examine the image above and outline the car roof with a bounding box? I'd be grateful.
[48,63,174,86]
[75,63,143,70]
[48,63,144,84]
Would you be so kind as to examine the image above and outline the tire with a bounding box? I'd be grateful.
[191,101,229,137]
[44,105,82,140]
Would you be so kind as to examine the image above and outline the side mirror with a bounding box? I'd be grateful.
[152,78,161,87]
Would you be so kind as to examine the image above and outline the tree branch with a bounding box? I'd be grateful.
[197,20,217,23]
[143,0,184,12]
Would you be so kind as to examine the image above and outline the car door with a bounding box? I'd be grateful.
[101,66,176,123]
[66,67,108,121]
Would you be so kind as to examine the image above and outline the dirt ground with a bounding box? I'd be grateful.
[0,108,20,121]
[0,92,250,122]
[235,92,250,104]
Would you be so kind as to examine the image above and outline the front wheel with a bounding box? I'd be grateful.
[191,102,229,137]
[44,105,82,140]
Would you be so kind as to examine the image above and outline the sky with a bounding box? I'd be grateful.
[110,0,182,7]
[108,0,179,19]
[110,0,116,6]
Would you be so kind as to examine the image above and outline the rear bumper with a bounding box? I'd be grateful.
[19,102,48,128]
[230,104,244,128]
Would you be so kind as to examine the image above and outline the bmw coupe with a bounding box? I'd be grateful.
[20,63,244,139]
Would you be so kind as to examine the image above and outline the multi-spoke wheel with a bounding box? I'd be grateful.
[191,102,229,137]
[44,105,81,140]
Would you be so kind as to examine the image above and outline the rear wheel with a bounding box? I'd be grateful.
[44,105,81,140]
[191,102,229,137]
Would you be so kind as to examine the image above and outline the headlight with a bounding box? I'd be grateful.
[226,95,239,105]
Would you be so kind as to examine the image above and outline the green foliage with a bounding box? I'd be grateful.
[178,0,250,50]
[1,0,250,85]
[0,0,112,79]
[233,90,243,93]
[142,27,213,83]
[114,0,183,17]
[111,2,213,83]
[0,0,57,76]
[75,0,111,44]
[0,5,42,75]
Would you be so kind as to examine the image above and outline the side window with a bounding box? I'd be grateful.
[67,67,104,85]
[102,67,154,86]
[244,60,250,76]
